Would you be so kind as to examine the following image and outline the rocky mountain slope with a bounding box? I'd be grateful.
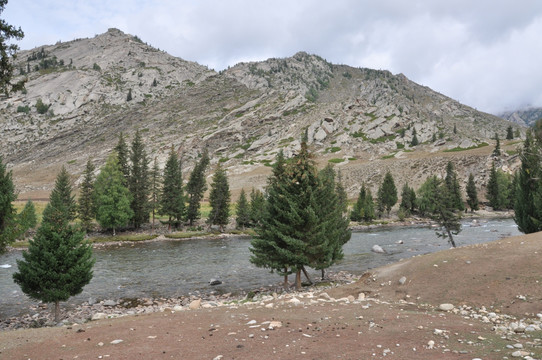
[500,107,542,127]
[0,29,524,200]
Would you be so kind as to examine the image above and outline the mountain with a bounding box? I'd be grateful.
[499,107,542,127]
[0,29,523,199]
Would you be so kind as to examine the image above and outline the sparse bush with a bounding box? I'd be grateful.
[17,105,30,114]
[35,99,50,114]
[93,63,101,71]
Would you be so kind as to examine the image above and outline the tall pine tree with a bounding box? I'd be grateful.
[160,148,185,229]
[149,157,161,230]
[186,150,210,226]
[249,188,265,226]
[207,164,231,232]
[466,173,479,212]
[235,188,251,229]
[0,155,17,253]
[114,132,130,184]
[13,168,94,322]
[129,130,150,228]
[377,171,397,216]
[18,199,37,237]
[78,159,95,232]
[51,166,77,221]
[444,161,464,211]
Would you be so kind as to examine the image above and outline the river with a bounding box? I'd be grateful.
[0,218,520,318]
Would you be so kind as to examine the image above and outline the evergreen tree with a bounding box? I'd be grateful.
[129,130,150,228]
[0,155,17,253]
[410,128,419,146]
[249,188,265,226]
[506,125,514,140]
[149,157,161,230]
[207,164,231,232]
[335,171,348,216]
[399,182,416,215]
[78,159,95,232]
[0,0,24,96]
[444,161,464,211]
[160,148,184,229]
[126,88,132,101]
[495,134,502,154]
[114,133,130,184]
[13,169,94,322]
[514,130,542,233]
[186,150,210,226]
[352,184,376,222]
[94,154,133,235]
[416,175,461,247]
[486,163,512,210]
[486,162,499,209]
[377,171,397,216]
[17,199,37,237]
[363,187,376,221]
[51,166,77,221]
[235,188,251,229]
[466,173,479,212]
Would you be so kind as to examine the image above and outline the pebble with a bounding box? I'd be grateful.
[438,303,454,311]
[398,276,407,285]
[110,339,123,345]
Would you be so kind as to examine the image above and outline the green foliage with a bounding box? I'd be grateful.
[350,184,375,222]
[399,182,416,215]
[377,171,397,216]
[0,155,17,252]
[249,188,265,226]
[514,129,542,233]
[35,98,50,114]
[410,128,419,146]
[94,153,133,235]
[444,161,464,211]
[186,150,210,226]
[207,164,231,231]
[328,158,345,163]
[92,63,101,71]
[506,125,514,140]
[149,157,161,228]
[326,146,341,153]
[0,1,24,96]
[235,189,251,229]
[126,88,132,101]
[16,105,30,113]
[486,162,512,210]
[466,173,479,212]
[13,166,94,321]
[493,133,501,156]
[18,200,37,236]
[78,159,95,232]
[305,86,319,102]
[443,142,489,152]
[160,148,185,229]
[114,133,130,184]
[51,166,77,221]
[129,130,150,228]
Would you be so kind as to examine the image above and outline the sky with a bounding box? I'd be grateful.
[3,0,542,115]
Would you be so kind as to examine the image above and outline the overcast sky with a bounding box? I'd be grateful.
[3,0,542,114]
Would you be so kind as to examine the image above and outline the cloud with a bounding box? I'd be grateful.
[3,0,542,113]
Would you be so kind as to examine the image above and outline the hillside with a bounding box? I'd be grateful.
[0,29,524,199]
[500,107,542,127]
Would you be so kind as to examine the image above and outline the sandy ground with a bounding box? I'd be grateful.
[1,231,542,360]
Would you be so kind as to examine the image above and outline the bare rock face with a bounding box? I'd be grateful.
[0,30,523,199]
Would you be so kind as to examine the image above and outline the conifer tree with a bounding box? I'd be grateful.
[493,133,501,156]
[115,133,130,184]
[129,130,150,228]
[78,159,95,232]
[17,199,37,237]
[514,130,542,233]
[160,148,184,229]
[444,161,464,211]
[363,187,376,221]
[149,157,161,230]
[249,188,265,226]
[235,188,251,229]
[207,164,231,232]
[466,173,479,212]
[399,182,416,215]
[411,128,419,146]
[51,166,77,221]
[335,171,348,215]
[94,154,133,235]
[377,171,397,216]
[0,0,24,96]
[506,125,514,140]
[352,184,376,222]
[186,150,210,226]
[0,155,17,253]
[13,168,94,322]
[486,162,512,210]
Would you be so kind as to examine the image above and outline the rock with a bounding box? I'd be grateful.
[358,292,366,301]
[173,305,184,312]
[88,298,96,306]
[288,297,301,305]
[511,350,530,357]
[265,303,274,309]
[110,339,123,345]
[212,356,223,360]
[268,321,282,329]
[438,303,454,311]
[103,300,117,306]
[91,313,108,321]
[371,245,385,254]
[347,295,355,303]
[398,276,407,285]
[319,292,332,300]
[189,298,201,310]
[209,279,222,286]
[246,320,257,325]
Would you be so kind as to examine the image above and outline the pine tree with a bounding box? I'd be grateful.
[444,161,464,211]
[249,188,265,226]
[399,182,416,215]
[0,1,24,96]
[207,164,231,232]
[335,171,348,215]
[126,88,132,101]
[235,188,251,229]
[514,130,542,233]
[486,162,499,209]
[495,134,502,154]
[362,187,376,221]
[160,148,184,229]
[129,130,150,228]
[51,166,77,221]
[13,168,94,322]
[17,200,37,236]
[486,163,512,210]
[186,150,210,226]
[0,155,17,253]
[94,153,133,235]
[149,157,161,230]
[114,133,130,184]
[78,159,95,232]
[506,125,514,140]
[377,171,397,216]
[466,173,479,212]
[410,128,419,146]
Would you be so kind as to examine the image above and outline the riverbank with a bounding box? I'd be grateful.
[1,230,541,359]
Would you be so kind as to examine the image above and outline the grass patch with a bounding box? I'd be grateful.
[443,142,489,152]
[164,231,210,239]
[328,158,345,163]
[90,234,159,243]
[325,146,341,153]
[370,134,396,144]
[381,153,397,159]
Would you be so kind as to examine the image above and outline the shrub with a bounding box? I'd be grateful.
[35,99,50,114]
[17,105,30,114]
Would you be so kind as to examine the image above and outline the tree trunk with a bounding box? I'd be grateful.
[295,269,302,290]
[283,269,289,289]
[321,268,325,280]
[301,266,312,285]
[447,229,456,247]
[168,216,172,231]
[54,301,60,323]
[152,210,155,231]
[113,227,116,236]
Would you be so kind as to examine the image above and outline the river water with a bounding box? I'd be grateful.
[0,218,520,318]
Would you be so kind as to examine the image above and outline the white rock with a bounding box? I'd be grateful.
[371,245,385,254]
[288,297,301,305]
[398,276,407,285]
[110,339,123,345]
[189,298,201,310]
[103,300,117,306]
[265,303,274,309]
[268,321,282,329]
[511,350,530,357]
[213,356,224,360]
[438,303,454,311]
[358,292,366,301]
[91,312,108,321]
[246,320,257,325]
[427,340,435,349]
[173,305,184,312]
